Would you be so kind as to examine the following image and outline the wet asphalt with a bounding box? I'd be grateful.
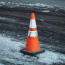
[0,8,65,65]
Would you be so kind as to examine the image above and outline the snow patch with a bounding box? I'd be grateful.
[0,64,4,65]
[37,50,65,64]
[0,1,54,8]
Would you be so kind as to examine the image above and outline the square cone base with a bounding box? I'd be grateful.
[20,49,45,56]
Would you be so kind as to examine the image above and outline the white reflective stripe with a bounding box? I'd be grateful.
[28,31,38,37]
[29,19,37,28]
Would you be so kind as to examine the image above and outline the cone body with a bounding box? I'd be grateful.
[26,13,40,52]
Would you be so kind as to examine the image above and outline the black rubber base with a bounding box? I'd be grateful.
[20,49,45,56]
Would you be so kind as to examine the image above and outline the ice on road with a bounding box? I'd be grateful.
[0,34,65,65]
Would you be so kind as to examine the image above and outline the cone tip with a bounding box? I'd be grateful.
[31,12,35,20]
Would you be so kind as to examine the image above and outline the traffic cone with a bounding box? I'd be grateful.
[20,12,44,55]
[26,12,40,52]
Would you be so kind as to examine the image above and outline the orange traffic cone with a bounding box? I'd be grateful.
[20,12,44,55]
[26,12,40,52]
